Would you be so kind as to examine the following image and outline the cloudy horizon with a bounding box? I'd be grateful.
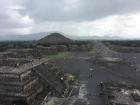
[0,0,140,39]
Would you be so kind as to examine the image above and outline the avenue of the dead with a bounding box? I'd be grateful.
[0,34,140,105]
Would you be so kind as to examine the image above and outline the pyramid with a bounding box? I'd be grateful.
[38,33,73,45]
[0,59,45,104]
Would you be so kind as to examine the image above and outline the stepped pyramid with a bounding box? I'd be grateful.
[0,58,46,104]
[38,33,73,45]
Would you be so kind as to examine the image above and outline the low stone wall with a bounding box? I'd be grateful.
[0,58,30,67]
[0,49,42,59]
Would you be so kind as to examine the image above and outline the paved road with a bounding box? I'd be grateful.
[54,41,140,105]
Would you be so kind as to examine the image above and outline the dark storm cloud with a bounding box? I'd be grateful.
[22,0,140,21]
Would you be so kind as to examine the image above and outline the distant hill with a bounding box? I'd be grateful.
[0,32,48,41]
[0,32,124,41]
[70,35,122,40]
[38,33,73,45]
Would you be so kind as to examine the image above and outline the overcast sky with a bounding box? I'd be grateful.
[1,0,140,38]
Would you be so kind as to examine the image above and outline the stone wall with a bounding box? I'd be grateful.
[0,58,30,67]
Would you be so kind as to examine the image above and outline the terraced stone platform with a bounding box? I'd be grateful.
[0,59,47,104]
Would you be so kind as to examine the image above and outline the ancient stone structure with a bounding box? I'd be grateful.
[0,48,42,59]
[0,45,75,105]
[38,33,73,45]
[0,56,68,105]
[0,59,46,104]
[100,82,140,105]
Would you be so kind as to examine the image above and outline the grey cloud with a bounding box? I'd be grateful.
[0,0,140,36]
[0,12,27,29]
[22,0,140,22]
[0,0,33,35]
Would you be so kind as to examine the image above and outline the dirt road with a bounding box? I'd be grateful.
[53,41,140,105]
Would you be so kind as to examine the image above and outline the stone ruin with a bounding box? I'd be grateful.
[100,82,140,105]
[0,58,30,67]
[0,59,46,105]
[0,48,42,59]
[0,48,67,105]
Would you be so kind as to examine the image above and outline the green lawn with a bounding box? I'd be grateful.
[46,47,96,61]
[47,52,72,61]
[89,47,96,57]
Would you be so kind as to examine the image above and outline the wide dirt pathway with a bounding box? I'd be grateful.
[53,41,140,105]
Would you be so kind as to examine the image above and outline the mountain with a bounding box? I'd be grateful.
[38,33,73,45]
[0,32,123,41]
[0,32,48,41]
[70,35,122,40]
